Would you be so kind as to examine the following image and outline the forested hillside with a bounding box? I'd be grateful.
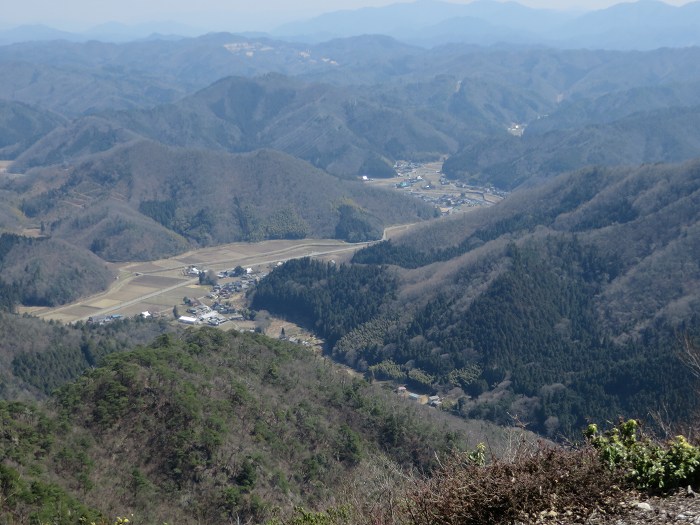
[7,40,700,184]
[0,100,65,159]
[0,327,513,525]
[0,312,172,400]
[443,105,700,189]
[252,160,700,437]
[8,142,434,261]
[0,233,114,305]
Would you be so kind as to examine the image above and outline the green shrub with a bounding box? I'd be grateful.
[585,419,700,491]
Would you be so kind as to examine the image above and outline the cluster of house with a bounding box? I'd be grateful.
[177,266,271,327]
[396,386,442,408]
[86,314,124,325]
[434,193,488,214]
[211,271,266,298]
[392,162,495,214]
[451,182,509,199]
[395,176,426,189]
[393,160,424,175]
[178,303,232,326]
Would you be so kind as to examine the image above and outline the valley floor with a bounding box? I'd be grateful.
[21,213,472,325]
[21,237,364,323]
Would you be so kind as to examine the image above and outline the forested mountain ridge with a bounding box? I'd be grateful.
[253,160,700,438]
[58,73,456,178]
[443,105,700,189]
[0,100,65,159]
[8,141,434,262]
[6,41,700,186]
[0,233,114,307]
[0,327,516,525]
[0,312,172,400]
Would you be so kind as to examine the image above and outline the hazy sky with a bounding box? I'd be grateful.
[2,0,695,32]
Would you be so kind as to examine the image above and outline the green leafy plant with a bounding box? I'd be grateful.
[585,419,700,490]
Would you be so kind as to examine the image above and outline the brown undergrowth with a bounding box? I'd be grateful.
[403,443,630,525]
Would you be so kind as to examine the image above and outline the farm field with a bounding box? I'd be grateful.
[22,195,498,325]
[24,236,376,324]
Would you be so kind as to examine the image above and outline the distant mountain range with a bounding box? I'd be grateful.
[275,0,700,49]
[3,0,700,50]
[2,25,700,300]
[0,22,202,45]
[5,39,700,188]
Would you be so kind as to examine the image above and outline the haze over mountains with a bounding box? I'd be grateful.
[274,0,700,49]
[3,0,700,50]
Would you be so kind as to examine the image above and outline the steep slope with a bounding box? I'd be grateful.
[358,160,700,334]
[253,160,700,437]
[0,328,515,524]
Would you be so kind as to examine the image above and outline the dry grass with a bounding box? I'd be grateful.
[402,443,629,525]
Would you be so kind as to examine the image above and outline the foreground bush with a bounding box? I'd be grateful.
[585,419,700,491]
[404,443,628,525]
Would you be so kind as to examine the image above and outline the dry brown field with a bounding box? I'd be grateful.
[28,237,374,324]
